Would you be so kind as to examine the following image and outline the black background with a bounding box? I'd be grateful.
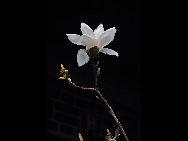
[46,0,140,141]
[4,0,184,140]
[46,0,140,106]
[3,0,142,141]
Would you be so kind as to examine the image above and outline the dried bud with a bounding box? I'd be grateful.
[78,133,83,141]
[59,64,69,79]
[106,129,113,140]
[106,128,120,141]
[114,127,120,139]
[60,64,65,76]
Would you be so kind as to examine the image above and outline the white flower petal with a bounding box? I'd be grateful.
[94,24,104,39]
[66,34,83,45]
[97,27,116,49]
[100,48,119,57]
[81,35,98,50]
[81,23,95,38]
[77,49,90,67]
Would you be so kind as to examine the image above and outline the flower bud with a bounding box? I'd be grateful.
[68,78,72,82]
[97,68,100,76]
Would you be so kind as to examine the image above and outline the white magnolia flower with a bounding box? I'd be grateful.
[66,23,119,67]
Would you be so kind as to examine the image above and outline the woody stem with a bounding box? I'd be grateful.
[92,62,129,141]
[94,90,129,141]
[92,63,98,90]
[67,77,129,141]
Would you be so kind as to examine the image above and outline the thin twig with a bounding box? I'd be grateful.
[92,62,129,141]
[67,78,129,141]
[92,64,98,90]
[65,70,129,141]
[67,79,95,91]
[95,90,129,141]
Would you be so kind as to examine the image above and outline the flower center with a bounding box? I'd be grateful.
[86,46,99,59]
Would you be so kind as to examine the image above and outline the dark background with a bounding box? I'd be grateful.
[46,0,140,141]
[4,1,182,141]
[4,1,183,141]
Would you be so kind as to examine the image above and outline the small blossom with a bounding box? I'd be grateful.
[66,23,119,67]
